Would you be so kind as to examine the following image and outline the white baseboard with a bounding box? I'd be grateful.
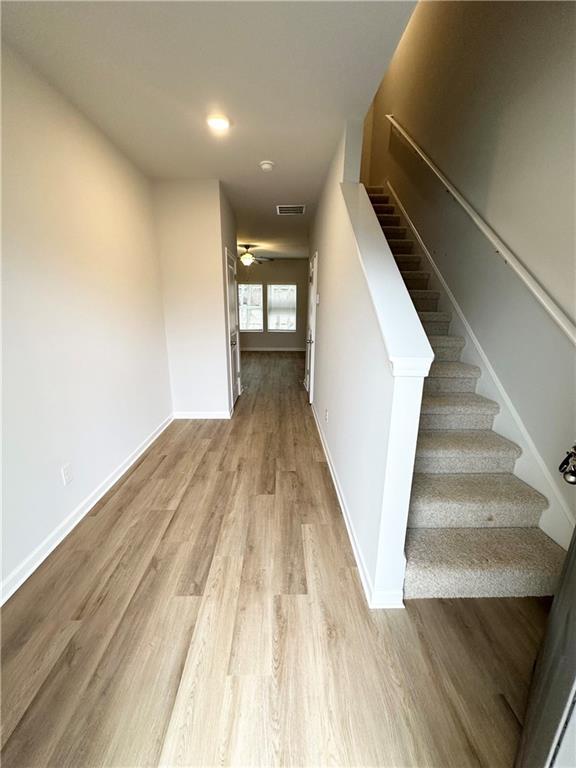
[387,180,574,548]
[1,415,173,606]
[311,405,404,610]
[371,589,405,609]
[173,410,232,419]
[240,347,306,352]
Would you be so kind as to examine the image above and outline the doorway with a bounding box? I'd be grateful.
[225,247,241,409]
[304,251,318,403]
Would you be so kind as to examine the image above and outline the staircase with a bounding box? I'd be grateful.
[366,187,566,599]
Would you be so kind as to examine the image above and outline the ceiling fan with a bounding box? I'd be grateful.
[238,244,272,267]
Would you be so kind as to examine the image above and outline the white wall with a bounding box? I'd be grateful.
[365,1,575,546]
[555,704,576,768]
[237,259,309,351]
[2,47,172,598]
[154,181,232,418]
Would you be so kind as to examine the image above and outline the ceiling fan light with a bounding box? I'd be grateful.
[240,252,255,266]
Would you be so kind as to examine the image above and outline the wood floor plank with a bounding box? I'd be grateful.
[47,541,198,768]
[228,495,276,676]
[1,620,81,748]
[2,510,174,768]
[158,555,244,767]
[1,352,548,767]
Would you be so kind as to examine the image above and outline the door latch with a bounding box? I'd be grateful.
[559,444,576,485]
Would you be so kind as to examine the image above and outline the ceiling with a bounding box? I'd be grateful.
[2,1,414,259]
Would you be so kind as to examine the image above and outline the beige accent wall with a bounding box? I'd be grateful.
[367,0,575,322]
[237,259,309,351]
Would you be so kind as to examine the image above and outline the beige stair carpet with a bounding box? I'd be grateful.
[365,186,566,599]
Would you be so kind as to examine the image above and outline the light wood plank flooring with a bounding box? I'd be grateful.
[2,352,548,767]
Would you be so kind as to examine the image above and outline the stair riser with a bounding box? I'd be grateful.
[430,346,463,362]
[424,377,478,393]
[403,275,429,289]
[372,205,394,214]
[419,412,496,430]
[408,506,541,529]
[414,454,517,474]
[382,227,407,238]
[412,296,439,312]
[369,195,389,204]
[378,215,400,226]
[396,259,421,271]
[390,242,414,254]
[404,571,558,599]
[422,321,450,334]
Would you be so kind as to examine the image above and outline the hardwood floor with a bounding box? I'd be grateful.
[2,352,549,767]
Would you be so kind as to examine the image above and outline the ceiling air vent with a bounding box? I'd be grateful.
[276,204,306,216]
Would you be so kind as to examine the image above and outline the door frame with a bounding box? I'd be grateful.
[224,246,241,411]
[304,251,318,403]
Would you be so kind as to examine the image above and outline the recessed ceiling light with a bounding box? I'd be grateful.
[259,160,275,172]
[207,115,230,135]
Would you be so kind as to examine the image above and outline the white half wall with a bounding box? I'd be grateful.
[154,180,232,417]
[311,129,432,607]
[2,47,172,599]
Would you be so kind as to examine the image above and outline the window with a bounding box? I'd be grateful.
[238,284,263,331]
[267,284,297,332]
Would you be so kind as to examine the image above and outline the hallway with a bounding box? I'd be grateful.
[2,353,548,767]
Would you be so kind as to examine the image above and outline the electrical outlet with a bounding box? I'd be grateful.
[324,408,329,423]
[61,463,73,487]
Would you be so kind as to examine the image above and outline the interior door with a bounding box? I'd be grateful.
[304,251,318,403]
[516,527,576,768]
[226,248,241,407]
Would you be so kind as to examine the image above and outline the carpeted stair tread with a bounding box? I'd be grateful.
[382,226,407,238]
[428,335,465,349]
[421,393,499,414]
[404,528,564,598]
[428,361,480,379]
[378,214,401,226]
[409,289,441,301]
[408,473,547,528]
[428,335,465,361]
[396,255,422,271]
[418,311,451,323]
[368,193,389,204]
[419,393,499,429]
[401,269,429,281]
[372,204,395,214]
[388,238,414,253]
[415,430,521,473]
[416,429,521,458]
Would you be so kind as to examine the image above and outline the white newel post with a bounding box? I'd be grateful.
[371,372,426,608]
